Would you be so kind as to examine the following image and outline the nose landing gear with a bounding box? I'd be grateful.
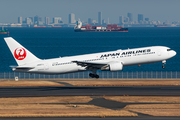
[162,60,166,69]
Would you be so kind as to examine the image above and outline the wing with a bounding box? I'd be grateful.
[72,61,107,69]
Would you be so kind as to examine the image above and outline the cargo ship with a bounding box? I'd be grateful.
[74,20,128,32]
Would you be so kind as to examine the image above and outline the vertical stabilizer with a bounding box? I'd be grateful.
[4,37,40,66]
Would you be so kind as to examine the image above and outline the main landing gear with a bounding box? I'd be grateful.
[162,60,166,69]
[89,68,99,78]
[89,73,99,78]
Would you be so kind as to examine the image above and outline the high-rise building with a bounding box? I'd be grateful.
[53,17,62,24]
[18,17,22,24]
[98,12,102,25]
[25,17,32,25]
[102,19,106,24]
[138,14,143,23]
[69,13,76,24]
[34,15,42,25]
[145,18,149,21]
[127,13,133,22]
[88,18,93,24]
[45,17,50,25]
[29,17,34,23]
[124,17,129,23]
[119,16,124,24]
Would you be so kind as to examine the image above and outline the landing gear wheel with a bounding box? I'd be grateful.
[162,65,165,69]
[89,73,99,78]
[95,75,99,79]
[89,73,94,78]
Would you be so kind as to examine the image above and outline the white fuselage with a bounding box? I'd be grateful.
[15,46,176,74]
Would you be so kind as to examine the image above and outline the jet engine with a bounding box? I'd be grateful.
[101,62,123,72]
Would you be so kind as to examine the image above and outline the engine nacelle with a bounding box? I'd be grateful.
[101,62,123,72]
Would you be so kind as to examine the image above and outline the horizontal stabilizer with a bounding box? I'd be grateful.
[10,65,34,70]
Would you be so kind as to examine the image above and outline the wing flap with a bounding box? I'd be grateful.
[72,61,107,68]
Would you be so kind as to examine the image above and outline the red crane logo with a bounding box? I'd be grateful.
[14,48,27,60]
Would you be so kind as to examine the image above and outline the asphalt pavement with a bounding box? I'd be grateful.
[0,86,179,97]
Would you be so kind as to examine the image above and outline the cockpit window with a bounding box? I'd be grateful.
[167,49,171,51]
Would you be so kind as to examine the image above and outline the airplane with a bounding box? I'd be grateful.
[4,37,176,78]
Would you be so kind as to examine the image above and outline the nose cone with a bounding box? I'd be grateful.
[171,50,176,57]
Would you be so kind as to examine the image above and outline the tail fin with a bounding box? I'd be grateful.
[4,37,40,66]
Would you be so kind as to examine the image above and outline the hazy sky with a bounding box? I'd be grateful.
[0,0,180,23]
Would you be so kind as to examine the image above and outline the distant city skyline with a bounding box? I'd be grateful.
[0,0,180,24]
[2,11,176,28]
